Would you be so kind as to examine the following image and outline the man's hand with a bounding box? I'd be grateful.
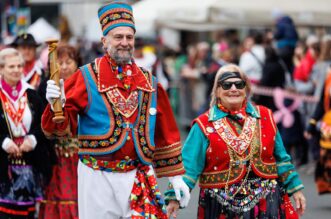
[167,200,180,219]
[46,79,66,110]
[168,175,190,208]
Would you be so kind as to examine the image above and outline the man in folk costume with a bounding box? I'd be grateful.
[41,1,190,219]
[10,33,45,90]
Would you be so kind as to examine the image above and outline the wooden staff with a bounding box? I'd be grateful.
[46,39,65,123]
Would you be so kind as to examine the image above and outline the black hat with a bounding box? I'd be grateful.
[10,33,40,47]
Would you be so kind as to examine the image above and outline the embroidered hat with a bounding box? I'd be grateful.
[98,1,135,36]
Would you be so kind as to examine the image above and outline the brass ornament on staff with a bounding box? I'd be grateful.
[46,39,65,123]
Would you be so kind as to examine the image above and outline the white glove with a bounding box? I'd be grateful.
[46,79,65,110]
[168,175,190,208]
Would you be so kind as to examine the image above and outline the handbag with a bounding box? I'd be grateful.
[283,193,299,219]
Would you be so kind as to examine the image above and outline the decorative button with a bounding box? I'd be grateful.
[102,84,105,88]
[214,124,220,130]
[149,108,157,115]
[263,146,266,150]
[206,127,214,133]
[214,166,218,170]
[125,156,130,160]
[127,136,131,140]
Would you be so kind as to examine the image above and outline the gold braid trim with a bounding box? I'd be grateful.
[277,161,292,167]
[153,142,181,160]
[287,184,304,194]
[39,200,77,205]
[155,164,185,178]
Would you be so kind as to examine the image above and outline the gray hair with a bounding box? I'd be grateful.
[209,64,251,107]
[0,48,25,67]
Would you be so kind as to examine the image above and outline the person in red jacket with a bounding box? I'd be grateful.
[41,1,190,219]
[293,35,320,82]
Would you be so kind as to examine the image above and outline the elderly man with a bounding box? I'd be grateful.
[41,1,189,219]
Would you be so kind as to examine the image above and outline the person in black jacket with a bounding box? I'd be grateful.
[0,48,55,219]
[273,15,298,73]
[255,45,286,111]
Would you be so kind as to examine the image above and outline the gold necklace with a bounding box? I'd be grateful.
[224,136,256,199]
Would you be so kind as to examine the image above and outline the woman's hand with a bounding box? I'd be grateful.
[19,138,33,153]
[166,200,180,218]
[292,190,306,216]
[5,141,20,155]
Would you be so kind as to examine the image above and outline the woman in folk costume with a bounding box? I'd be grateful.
[38,44,82,219]
[305,68,331,195]
[0,48,54,218]
[10,33,45,90]
[166,64,306,219]
[41,1,190,219]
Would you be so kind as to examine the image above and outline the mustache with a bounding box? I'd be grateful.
[117,48,132,51]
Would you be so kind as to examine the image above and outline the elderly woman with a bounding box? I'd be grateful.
[0,48,54,218]
[38,44,82,219]
[166,64,306,219]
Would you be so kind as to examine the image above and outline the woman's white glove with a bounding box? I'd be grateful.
[168,175,190,208]
[46,79,66,110]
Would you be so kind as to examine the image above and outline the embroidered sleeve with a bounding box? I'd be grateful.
[182,123,208,187]
[164,123,208,204]
[153,83,184,177]
[42,70,88,137]
[274,131,304,195]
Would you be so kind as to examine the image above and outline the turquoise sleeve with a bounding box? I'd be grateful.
[164,123,209,204]
[274,131,304,195]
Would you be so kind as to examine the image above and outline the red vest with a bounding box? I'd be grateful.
[195,105,278,188]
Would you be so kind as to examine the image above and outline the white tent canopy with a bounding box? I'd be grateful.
[27,17,60,43]
[155,0,331,31]
[132,0,189,37]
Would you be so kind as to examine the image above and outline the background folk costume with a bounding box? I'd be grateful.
[306,70,331,194]
[38,44,81,219]
[10,33,45,90]
[0,79,54,219]
[42,2,185,219]
[165,71,304,218]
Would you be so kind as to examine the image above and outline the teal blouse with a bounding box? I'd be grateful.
[165,102,304,203]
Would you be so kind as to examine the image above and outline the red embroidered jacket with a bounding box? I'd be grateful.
[195,105,278,188]
[41,56,184,177]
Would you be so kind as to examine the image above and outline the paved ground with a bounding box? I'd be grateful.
[157,162,331,219]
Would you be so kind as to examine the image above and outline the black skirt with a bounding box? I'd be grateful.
[197,178,286,219]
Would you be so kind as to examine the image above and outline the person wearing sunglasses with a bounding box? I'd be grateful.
[166,64,306,219]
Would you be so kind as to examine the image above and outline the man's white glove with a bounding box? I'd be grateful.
[46,79,66,110]
[168,175,190,208]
